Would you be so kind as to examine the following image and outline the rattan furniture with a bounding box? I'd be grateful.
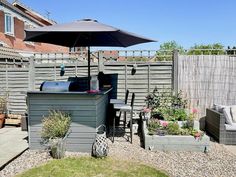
[205,108,236,144]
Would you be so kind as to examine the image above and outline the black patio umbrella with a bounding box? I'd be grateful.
[24,19,156,90]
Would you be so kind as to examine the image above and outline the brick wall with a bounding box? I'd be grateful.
[0,10,68,53]
[0,11,4,33]
[14,17,24,39]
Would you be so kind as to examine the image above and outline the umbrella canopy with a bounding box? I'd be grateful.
[24,19,156,90]
[25,19,155,47]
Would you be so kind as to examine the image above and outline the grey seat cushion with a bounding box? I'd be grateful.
[113,103,131,111]
[213,104,226,113]
[225,123,236,131]
[223,107,233,125]
[110,99,125,104]
[230,106,236,123]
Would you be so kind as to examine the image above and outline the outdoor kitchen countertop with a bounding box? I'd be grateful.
[27,87,112,95]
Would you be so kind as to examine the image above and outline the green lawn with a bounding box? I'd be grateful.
[16,157,169,177]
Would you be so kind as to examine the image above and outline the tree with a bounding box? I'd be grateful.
[156,41,184,61]
[187,43,225,55]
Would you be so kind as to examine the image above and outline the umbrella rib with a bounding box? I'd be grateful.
[106,31,126,47]
[72,33,81,47]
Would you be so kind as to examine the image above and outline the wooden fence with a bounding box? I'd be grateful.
[177,54,236,118]
[0,51,173,114]
[0,59,29,114]
[3,48,236,119]
[104,62,172,109]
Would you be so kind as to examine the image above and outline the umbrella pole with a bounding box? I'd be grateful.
[88,46,91,90]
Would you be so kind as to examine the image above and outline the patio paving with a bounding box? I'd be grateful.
[0,127,28,170]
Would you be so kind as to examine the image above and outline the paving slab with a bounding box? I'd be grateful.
[0,127,28,169]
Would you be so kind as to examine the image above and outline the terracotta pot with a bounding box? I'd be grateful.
[0,114,5,128]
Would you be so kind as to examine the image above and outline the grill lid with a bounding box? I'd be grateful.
[40,81,71,92]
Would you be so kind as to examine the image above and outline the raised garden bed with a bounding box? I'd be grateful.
[142,120,210,152]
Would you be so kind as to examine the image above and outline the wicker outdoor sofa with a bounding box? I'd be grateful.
[206,108,236,145]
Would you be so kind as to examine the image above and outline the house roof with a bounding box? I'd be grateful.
[0,0,55,26]
[12,1,56,26]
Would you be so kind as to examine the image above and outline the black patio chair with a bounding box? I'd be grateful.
[110,89,129,104]
[109,89,129,127]
[112,93,135,143]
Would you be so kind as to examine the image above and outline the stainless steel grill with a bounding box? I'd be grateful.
[40,81,72,92]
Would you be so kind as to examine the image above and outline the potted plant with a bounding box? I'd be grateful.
[0,96,7,128]
[41,110,71,159]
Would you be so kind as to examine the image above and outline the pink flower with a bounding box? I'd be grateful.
[160,120,168,127]
[162,122,168,127]
[192,108,198,114]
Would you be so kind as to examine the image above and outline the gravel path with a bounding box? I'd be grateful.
[1,135,236,177]
[0,150,52,177]
[108,135,236,177]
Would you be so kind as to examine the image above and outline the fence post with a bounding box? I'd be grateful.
[125,64,127,92]
[5,58,8,91]
[172,50,179,94]
[98,50,104,72]
[54,53,57,81]
[75,58,78,76]
[148,64,150,93]
[5,58,9,114]
[28,56,35,90]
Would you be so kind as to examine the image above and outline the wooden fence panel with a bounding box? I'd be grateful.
[178,55,236,118]
[34,63,98,90]
[3,49,236,121]
[0,68,29,114]
[104,62,173,110]
[0,53,173,114]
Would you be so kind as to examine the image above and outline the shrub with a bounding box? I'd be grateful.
[146,88,187,110]
[179,128,190,135]
[145,87,161,109]
[166,122,180,135]
[156,108,187,121]
[148,119,160,135]
[173,108,188,121]
[41,110,71,140]
[145,88,189,121]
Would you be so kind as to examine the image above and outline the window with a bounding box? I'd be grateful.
[4,13,14,35]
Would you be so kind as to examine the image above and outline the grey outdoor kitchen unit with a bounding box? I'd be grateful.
[27,89,111,152]
[26,75,115,152]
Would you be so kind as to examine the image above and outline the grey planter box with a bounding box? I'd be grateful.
[142,120,210,152]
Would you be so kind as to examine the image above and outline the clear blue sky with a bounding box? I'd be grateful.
[11,0,236,50]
